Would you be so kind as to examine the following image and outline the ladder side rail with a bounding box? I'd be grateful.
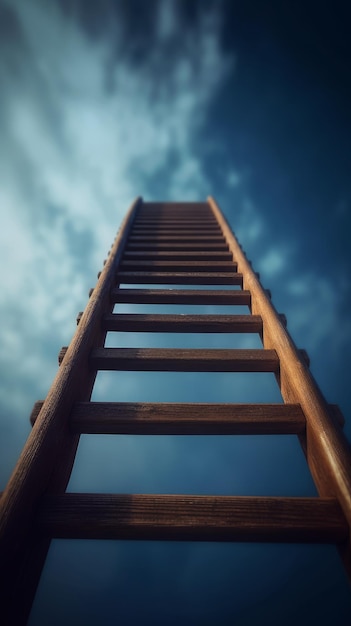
[208,197,351,539]
[0,197,141,622]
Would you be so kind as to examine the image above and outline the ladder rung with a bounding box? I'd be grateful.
[132,223,220,229]
[120,261,237,272]
[136,211,214,215]
[30,401,345,432]
[132,221,221,227]
[136,220,215,225]
[117,272,243,285]
[130,228,222,233]
[140,201,210,209]
[133,218,218,230]
[135,216,214,222]
[135,213,216,217]
[128,236,226,242]
[123,251,233,261]
[131,229,223,234]
[127,244,229,251]
[136,210,215,214]
[136,216,215,221]
[36,493,348,543]
[129,236,225,242]
[111,288,251,305]
[138,203,210,212]
[102,313,262,333]
[70,401,306,434]
[90,347,279,372]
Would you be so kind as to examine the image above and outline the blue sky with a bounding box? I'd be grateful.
[0,1,351,624]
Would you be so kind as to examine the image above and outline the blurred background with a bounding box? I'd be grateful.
[0,1,350,624]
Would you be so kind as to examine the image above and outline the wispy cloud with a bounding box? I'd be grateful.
[235,196,264,244]
[0,0,232,482]
[2,3,350,622]
[258,247,290,278]
[286,273,351,356]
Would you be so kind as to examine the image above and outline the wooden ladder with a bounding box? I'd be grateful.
[1,197,351,624]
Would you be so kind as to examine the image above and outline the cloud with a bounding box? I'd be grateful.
[258,247,289,277]
[0,0,233,481]
[286,273,351,357]
[235,196,264,244]
[2,4,350,623]
[227,169,242,188]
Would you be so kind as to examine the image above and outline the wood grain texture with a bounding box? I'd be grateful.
[90,347,279,372]
[36,493,348,543]
[111,288,251,305]
[123,251,233,260]
[127,243,229,251]
[133,220,218,226]
[132,220,221,228]
[208,196,351,543]
[69,401,306,435]
[137,201,209,211]
[131,230,223,237]
[102,313,262,333]
[129,236,225,242]
[30,401,345,434]
[120,260,237,272]
[0,198,142,623]
[117,271,243,285]
[4,194,351,617]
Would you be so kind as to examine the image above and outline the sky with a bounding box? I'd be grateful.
[0,0,351,624]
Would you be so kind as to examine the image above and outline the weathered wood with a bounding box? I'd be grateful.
[117,271,243,285]
[90,347,279,372]
[299,348,310,367]
[111,288,251,305]
[36,493,348,543]
[138,201,209,211]
[0,197,142,624]
[208,196,351,541]
[131,229,223,235]
[30,400,346,433]
[132,223,221,229]
[279,313,287,327]
[123,251,233,260]
[136,218,215,223]
[58,346,67,365]
[135,214,216,217]
[136,215,214,221]
[69,401,306,435]
[120,260,237,272]
[136,209,210,217]
[127,243,229,251]
[133,218,218,230]
[128,236,226,242]
[136,213,213,218]
[102,313,262,334]
[330,404,346,429]
[4,194,351,619]
[129,235,225,243]
[58,347,68,365]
